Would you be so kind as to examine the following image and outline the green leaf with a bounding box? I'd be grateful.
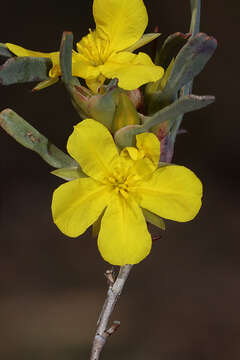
[60,31,73,85]
[115,95,215,148]
[0,108,77,168]
[164,33,217,97]
[51,167,86,181]
[92,212,105,238]
[145,33,190,113]
[32,77,59,91]
[142,209,166,230]
[190,0,201,36]
[88,87,119,130]
[143,94,215,130]
[0,56,51,85]
[0,43,12,58]
[114,124,144,149]
[68,78,120,124]
[182,0,201,96]
[155,32,190,69]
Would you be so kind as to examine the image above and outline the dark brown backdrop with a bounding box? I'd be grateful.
[0,1,239,359]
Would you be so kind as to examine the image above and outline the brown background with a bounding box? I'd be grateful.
[0,1,239,359]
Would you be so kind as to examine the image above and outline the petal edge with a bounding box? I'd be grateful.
[52,177,110,237]
[98,195,152,265]
[136,165,203,222]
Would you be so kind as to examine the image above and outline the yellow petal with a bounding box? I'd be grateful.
[72,52,105,92]
[49,52,61,66]
[102,52,164,90]
[120,133,160,179]
[132,158,157,180]
[49,65,61,78]
[52,177,110,237]
[86,75,106,93]
[6,43,60,67]
[6,43,56,58]
[121,132,160,167]
[98,195,152,265]
[121,147,139,161]
[72,53,101,80]
[120,151,156,180]
[67,119,119,180]
[136,132,160,168]
[6,43,61,78]
[76,30,110,68]
[136,165,203,222]
[124,33,161,52]
[93,0,148,52]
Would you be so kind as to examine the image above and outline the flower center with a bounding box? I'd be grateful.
[77,29,111,67]
[107,174,128,198]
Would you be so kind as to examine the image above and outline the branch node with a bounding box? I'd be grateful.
[90,265,132,360]
[105,320,121,337]
[104,268,116,286]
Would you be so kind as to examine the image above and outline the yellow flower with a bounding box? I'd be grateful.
[6,0,164,92]
[51,119,202,266]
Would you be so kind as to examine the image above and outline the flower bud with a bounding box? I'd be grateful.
[112,92,140,134]
[126,89,143,110]
[69,82,118,130]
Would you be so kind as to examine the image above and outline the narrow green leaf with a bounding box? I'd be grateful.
[142,209,166,230]
[32,77,59,91]
[60,31,73,85]
[68,78,119,124]
[143,94,215,130]
[115,95,215,148]
[0,43,12,58]
[92,212,105,238]
[0,109,77,168]
[164,33,217,97]
[155,32,190,69]
[88,87,119,130]
[0,56,51,85]
[114,124,144,149]
[51,167,86,181]
[190,0,201,36]
[145,33,190,113]
[183,0,201,96]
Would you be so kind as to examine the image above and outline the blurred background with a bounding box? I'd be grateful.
[0,0,239,359]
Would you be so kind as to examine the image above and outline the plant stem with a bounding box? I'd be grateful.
[90,265,133,360]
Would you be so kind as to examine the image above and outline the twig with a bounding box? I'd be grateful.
[90,265,133,360]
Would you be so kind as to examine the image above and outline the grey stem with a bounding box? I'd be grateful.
[90,265,133,360]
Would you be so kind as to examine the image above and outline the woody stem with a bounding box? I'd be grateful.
[90,265,133,360]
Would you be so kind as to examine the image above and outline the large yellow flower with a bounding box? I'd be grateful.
[51,119,202,266]
[6,0,164,92]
